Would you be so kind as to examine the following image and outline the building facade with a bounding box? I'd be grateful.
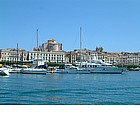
[65,49,140,66]
[1,42,140,66]
[118,52,140,65]
[30,38,65,63]
[33,38,62,52]
[0,48,28,62]
[0,39,65,64]
[65,49,98,64]
[28,51,65,63]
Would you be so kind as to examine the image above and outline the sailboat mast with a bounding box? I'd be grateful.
[37,29,39,49]
[37,29,39,60]
[17,43,19,65]
[80,27,82,64]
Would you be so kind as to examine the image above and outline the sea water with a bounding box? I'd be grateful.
[0,71,140,105]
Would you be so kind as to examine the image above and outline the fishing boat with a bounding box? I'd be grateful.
[0,67,9,76]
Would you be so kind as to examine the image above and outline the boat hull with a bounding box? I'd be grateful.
[20,68,47,74]
[56,67,123,74]
[89,67,123,74]
[0,68,9,76]
[56,69,90,74]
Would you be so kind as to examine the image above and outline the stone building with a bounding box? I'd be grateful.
[33,38,62,52]
[1,43,140,66]
[30,38,65,63]
[97,52,121,64]
[28,51,65,63]
[118,52,140,65]
[65,49,98,63]
[0,48,28,62]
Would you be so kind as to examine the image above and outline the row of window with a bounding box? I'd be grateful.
[81,65,98,68]
[2,53,27,56]
[30,53,64,57]
[30,56,64,60]
[1,58,26,61]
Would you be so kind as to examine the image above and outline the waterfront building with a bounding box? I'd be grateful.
[28,38,65,63]
[28,51,65,63]
[33,38,62,52]
[0,48,28,62]
[127,52,140,65]
[0,39,65,64]
[29,38,65,63]
[118,52,140,66]
[1,42,140,66]
[0,48,65,64]
[97,52,121,64]
[66,51,77,63]
[65,49,98,64]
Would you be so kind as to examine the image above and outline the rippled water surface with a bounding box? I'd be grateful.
[0,71,140,104]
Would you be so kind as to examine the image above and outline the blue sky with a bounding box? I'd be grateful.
[0,0,140,52]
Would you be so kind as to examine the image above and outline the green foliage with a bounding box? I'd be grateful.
[125,65,140,70]
[47,62,65,67]
[115,64,140,70]
[0,60,32,66]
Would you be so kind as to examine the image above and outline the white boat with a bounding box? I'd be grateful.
[9,65,23,73]
[55,64,90,74]
[56,60,123,74]
[9,68,22,73]
[75,60,124,74]
[20,68,48,74]
[0,68,9,76]
[129,67,140,71]
[20,65,48,74]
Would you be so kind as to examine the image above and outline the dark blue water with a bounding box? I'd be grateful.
[0,71,140,105]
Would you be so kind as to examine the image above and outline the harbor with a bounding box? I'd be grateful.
[1,1,140,140]
[0,59,124,76]
[0,71,140,105]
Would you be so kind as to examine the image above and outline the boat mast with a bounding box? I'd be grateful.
[80,27,82,66]
[17,43,19,66]
[37,29,39,60]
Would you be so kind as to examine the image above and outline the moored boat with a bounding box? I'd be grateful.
[56,61,123,74]
[20,65,48,74]
[9,65,24,73]
[20,68,48,74]
[75,60,124,74]
[129,67,140,71]
[0,67,9,76]
[55,64,90,74]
